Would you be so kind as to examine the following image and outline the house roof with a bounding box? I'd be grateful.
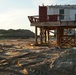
[47,5,76,9]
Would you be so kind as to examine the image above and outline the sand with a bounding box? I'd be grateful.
[0,38,65,75]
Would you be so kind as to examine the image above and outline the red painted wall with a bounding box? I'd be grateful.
[49,15,57,22]
[39,6,58,22]
[39,6,47,22]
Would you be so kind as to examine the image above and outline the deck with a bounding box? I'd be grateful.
[28,15,76,27]
[31,21,76,27]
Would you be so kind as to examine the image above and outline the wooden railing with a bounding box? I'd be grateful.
[28,16,39,23]
[28,15,59,23]
[28,15,76,26]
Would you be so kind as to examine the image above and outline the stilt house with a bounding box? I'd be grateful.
[28,5,76,48]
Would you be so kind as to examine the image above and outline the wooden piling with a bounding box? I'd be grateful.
[35,26,38,44]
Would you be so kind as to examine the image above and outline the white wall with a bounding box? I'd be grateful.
[64,9,70,21]
[47,7,59,20]
[70,9,76,21]
[47,6,59,15]
[47,6,76,21]
[47,7,53,15]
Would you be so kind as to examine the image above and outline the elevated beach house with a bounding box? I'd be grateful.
[28,5,76,48]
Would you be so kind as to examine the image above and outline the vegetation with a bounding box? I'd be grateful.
[0,29,35,39]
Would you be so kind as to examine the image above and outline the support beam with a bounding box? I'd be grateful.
[40,27,43,44]
[44,30,47,43]
[47,30,50,43]
[74,28,76,46]
[57,27,64,47]
[57,27,61,46]
[35,26,38,44]
[60,28,64,45]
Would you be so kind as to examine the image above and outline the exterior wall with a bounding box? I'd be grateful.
[39,6,47,22]
[64,9,70,21]
[47,7,54,15]
[47,6,76,21]
[39,6,76,22]
[47,7,59,15]
[48,15,58,22]
[70,9,76,21]
[47,7,59,21]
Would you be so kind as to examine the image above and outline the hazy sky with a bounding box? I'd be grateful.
[0,0,76,32]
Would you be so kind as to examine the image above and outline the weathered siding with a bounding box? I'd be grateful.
[64,9,70,21]
[47,7,54,15]
[47,7,59,15]
[70,9,76,21]
[47,6,76,21]
[39,6,47,22]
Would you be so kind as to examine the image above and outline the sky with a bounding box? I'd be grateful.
[0,0,76,33]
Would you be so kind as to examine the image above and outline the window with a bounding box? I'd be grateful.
[59,9,64,20]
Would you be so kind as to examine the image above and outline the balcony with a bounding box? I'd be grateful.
[28,15,76,27]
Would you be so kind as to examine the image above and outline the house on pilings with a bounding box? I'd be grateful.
[28,5,76,48]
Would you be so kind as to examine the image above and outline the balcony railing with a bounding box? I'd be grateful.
[28,15,39,23]
[28,15,76,26]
